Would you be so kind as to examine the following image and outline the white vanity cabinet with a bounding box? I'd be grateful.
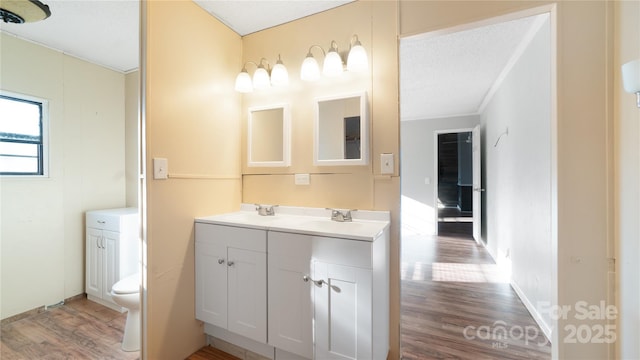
[85,208,138,310]
[195,222,267,344]
[196,205,389,360]
[268,230,389,360]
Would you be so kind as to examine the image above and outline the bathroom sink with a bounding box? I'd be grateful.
[273,218,385,241]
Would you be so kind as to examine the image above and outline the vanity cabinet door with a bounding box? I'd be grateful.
[86,227,103,299]
[313,261,372,360]
[195,222,267,343]
[227,247,267,343]
[267,232,313,359]
[195,240,228,328]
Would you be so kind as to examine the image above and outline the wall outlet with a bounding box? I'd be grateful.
[295,173,310,185]
[380,153,394,174]
[153,158,168,180]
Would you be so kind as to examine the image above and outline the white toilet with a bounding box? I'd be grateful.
[111,272,141,351]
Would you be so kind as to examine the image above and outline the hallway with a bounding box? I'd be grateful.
[400,231,551,360]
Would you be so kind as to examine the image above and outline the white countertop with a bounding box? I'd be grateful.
[195,204,390,242]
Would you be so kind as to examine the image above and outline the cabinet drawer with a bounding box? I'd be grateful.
[86,212,121,232]
[195,223,266,253]
[312,236,372,269]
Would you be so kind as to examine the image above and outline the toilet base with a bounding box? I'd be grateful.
[121,308,140,352]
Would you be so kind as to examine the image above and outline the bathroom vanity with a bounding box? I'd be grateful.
[85,207,139,311]
[195,204,389,360]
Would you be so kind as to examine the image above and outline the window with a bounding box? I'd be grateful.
[0,93,48,176]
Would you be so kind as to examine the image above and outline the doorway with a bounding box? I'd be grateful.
[435,130,474,239]
[399,7,556,359]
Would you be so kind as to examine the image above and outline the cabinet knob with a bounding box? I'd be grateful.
[303,275,325,286]
[217,258,225,265]
[227,261,234,267]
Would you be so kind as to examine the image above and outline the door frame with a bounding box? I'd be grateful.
[433,127,475,236]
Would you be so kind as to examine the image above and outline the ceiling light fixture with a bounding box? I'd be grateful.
[622,59,640,108]
[301,34,368,82]
[0,0,51,23]
[235,56,289,93]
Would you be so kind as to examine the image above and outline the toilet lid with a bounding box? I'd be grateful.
[112,273,140,294]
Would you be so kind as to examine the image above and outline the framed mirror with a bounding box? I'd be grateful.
[248,104,291,167]
[314,91,368,166]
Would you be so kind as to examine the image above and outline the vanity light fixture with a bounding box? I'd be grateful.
[300,34,369,82]
[622,59,640,108]
[300,45,323,82]
[347,35,368,73]
[234,56,289,93]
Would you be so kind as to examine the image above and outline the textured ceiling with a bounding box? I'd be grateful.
[0,0,140,73]
[193,0,354,36]
[400,14,548,121]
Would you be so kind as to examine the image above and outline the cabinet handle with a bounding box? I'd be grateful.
[303,275,325,286]
[217,258,225,265]
[97,220,106,224]
[97,237,101,249]
[227,261,234,267]
[100,237,104,249]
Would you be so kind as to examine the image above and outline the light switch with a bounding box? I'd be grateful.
[425,177,431,185]
[380,153,394,174]
[295,173,310,185]
[153,158,168,180]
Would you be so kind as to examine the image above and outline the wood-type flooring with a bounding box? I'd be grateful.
[1,295,139,360]
[2,228,550,360]
[401,229,551,360]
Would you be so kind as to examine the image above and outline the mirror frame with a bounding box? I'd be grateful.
[314,91,369,166]
[247,103,291,168]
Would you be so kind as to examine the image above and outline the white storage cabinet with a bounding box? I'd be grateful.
[85,208,138,310]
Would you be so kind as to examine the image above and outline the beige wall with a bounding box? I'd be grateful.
[614,1,640,358]
[400,1,614,359]
[144,1,242,358]
[240,1,401,357]
[0,33,128,319]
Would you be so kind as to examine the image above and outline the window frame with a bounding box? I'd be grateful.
[0,91,49,177]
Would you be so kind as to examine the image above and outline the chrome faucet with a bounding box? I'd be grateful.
[255,204,277,216]
[327,208,356,222]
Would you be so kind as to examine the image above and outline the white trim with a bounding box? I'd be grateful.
[313,91,369,167]
[433,127,475,236]
[511,280,553,342]
[478,13,550,114]
[247,103,291,168]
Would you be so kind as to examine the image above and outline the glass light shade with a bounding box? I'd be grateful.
[253,66,270,90]
[271,62,289,87]
[347,43,368,73]
[234,70,253,93]
[323,50,343,77]
[301,55,321,82]
[622,59,640,93]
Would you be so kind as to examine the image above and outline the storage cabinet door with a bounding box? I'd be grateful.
[103,230,120,304]
[227,247,267,343]
[86,227,103,298]
[268,232,313,359]
[195,241,228,328]
[314,261,372,360]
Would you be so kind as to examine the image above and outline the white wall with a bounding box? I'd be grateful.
[125,71,139,208]
[614,1,640,358]
[480,16,552,333]
[400,115,479,235]
[0,33,129,319]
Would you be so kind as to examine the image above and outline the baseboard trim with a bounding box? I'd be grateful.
[476,240,552,343]
[510,280,552,342]
[1,293,88,325]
